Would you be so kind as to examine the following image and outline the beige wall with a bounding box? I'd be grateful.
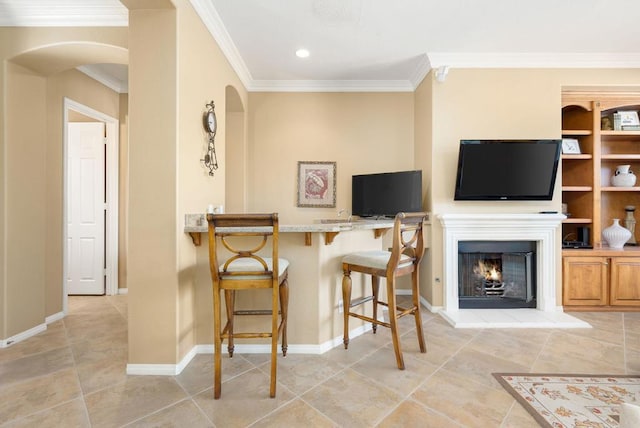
[126,0,250,363]
[176,1,248,359]
[127,6,179,364]
[4,62,47,337]
[119,93,129,290]
[414,74,434,303]
[246,92,415,223]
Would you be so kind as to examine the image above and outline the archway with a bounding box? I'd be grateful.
[7,41,128,317]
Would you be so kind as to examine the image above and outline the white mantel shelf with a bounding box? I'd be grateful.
[436,213,590,328]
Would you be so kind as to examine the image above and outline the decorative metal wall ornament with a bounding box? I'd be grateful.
[201,100,219,176]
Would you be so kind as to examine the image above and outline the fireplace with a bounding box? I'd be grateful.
[438,213,565,315]
[458,241,536,309]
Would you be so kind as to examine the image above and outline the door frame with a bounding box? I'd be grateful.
[63,97,119,312]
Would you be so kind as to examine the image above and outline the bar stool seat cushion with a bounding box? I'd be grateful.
[222,258,289,281]
[343,251,412,270]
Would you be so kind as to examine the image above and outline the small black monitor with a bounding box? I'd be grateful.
[352,170,422,217]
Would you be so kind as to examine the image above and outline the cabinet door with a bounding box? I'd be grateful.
[563,256,608,306]
[610,257,640,306]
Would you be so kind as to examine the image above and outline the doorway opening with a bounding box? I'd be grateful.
[63,98,119,313]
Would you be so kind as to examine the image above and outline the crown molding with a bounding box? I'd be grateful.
[189,0,252,90]
[77,65,128,94]
[427,52,640,69]
[0,0,127,26]
[408,54,432,89]
[248,79,415,93]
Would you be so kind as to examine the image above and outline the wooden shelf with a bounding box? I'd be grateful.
[562,129,592,136]
[601,186,640,191]
[601,130,640,137]
[562,154,592,160]
[562,186,593,192]
[563,218,592,224]
[601,154,640,160]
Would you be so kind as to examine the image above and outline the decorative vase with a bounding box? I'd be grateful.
[612,165,637,187]
[625,206,637,245]
[602,219,632,249]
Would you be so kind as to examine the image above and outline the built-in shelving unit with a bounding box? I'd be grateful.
[561,91,640,310]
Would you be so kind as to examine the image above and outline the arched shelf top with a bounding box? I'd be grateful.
[561,101,592,111]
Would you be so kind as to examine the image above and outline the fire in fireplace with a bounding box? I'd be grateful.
[458,241,536,309]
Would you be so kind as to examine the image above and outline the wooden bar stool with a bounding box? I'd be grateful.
[341,212,428,369]
[207,213,289,399]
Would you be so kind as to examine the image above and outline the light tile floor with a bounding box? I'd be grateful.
[0,295,638,427]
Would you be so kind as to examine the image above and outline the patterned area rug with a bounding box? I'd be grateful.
[493,374,640,428]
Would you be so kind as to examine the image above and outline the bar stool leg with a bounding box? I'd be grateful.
[342,268,352,349]
[386,276,405,370]
[371,275,379,333]
[269,282,279,398]
[213,288,222,399]
[224,290,235,357]
[279,279,289,356]
[412,270,426,353]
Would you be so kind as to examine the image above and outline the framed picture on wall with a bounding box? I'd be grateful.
[297,161,336,207]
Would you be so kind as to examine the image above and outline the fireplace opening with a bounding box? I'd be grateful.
[458,241,536,309]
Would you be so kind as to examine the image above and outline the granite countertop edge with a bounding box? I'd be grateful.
[183,214,398,233]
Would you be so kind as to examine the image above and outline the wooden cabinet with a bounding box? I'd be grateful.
[563,256,608,306]
[563,249,640,310]
[610,257,640,306]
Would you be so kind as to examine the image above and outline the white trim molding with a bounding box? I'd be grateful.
[0,323,46,348]
[427,52,640,70]
[125,324,378,375]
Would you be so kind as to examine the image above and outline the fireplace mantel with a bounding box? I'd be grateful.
[438,213,565,315]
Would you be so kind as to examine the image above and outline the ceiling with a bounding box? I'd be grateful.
[2,0,640,92]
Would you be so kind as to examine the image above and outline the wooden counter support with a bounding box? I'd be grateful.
[325,232,339,245]
[189,232,202,246]
[374,228,390,239]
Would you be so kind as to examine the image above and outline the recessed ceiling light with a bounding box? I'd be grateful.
[295,49,310,58]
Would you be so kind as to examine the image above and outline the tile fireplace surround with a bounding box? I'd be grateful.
[437,213,590,329]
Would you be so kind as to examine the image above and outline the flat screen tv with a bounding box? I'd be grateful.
[352,170,422,218]
[454,140,561,201]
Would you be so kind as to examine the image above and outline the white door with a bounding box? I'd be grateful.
[67,122,105,295]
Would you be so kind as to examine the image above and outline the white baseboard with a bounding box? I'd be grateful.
[46,311,65,324]
[118,288,128,295]
[125,322,377,376]
[387,289,441,313]
[0,311,66,348]
[0,322,47,348]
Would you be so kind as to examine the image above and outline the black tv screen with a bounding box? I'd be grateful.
[454,140,561,201]
[352,170,422,217]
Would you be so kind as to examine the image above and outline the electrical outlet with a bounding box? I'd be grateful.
[338,300,343,313]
